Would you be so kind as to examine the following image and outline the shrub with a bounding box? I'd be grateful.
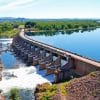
[9,88,20,100]
[36,83,57,99]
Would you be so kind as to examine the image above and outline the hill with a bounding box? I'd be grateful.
[0,17,100,22]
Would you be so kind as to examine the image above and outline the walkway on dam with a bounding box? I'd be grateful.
[11,29,100,82]
[20,29,100,68]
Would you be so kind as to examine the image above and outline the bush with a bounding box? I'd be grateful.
[9,88,20,100]
[36,83,57,99]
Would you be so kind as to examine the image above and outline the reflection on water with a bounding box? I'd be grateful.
[1,51,17,69]
[0,42,20,69]
[26,28,100,62]
[26,28,96,36]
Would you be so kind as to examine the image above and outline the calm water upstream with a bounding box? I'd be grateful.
[26,28,100,62]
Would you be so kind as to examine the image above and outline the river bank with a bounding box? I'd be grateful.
[34,71,100,100]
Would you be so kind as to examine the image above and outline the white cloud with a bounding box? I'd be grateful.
[0,0,37,12]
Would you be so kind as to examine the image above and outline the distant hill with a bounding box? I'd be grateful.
[0,17,100,22]
[0,17,32,22]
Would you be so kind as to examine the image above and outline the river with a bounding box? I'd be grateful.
[0,39,54,100]
[26,28,100,62]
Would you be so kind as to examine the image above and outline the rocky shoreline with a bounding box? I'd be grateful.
[35,71,100,100]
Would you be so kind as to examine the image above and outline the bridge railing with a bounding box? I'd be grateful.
[19,29,100,68]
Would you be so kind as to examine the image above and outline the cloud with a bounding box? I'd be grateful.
[0,0,37,12]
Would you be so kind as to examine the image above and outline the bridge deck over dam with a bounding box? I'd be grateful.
[12,29,100,82]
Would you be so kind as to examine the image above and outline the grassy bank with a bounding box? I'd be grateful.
[0,29,19,38]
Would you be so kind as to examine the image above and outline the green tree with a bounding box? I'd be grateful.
[9,88,20,100]
[25,22,36,28]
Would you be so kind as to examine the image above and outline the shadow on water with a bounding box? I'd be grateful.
[35,65,54,82]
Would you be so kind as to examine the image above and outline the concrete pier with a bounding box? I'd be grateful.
[11,29,100,82]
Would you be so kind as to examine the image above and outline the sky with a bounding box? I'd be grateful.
[0,0,100,19]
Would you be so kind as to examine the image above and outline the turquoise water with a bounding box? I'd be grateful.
[27,28,100,62]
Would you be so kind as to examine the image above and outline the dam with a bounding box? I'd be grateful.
[11,29,100,82]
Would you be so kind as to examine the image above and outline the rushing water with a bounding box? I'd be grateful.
[0,39,54,98]
[0,39,54,80]
[26,28,100,62]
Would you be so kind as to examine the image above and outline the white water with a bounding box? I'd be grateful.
[0,40,54,99]
[0,64,53,94]
[0,38,13,44]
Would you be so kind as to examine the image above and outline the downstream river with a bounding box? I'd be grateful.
[0,39,53,99]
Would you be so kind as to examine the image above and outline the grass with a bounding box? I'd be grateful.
[0,29,19,38]
[36,81,72,99]
[58,82,68,95]
[36,83,57,99]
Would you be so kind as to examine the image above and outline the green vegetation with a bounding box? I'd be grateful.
[0,22,23,38]
[0,20,100,38]
[25,20,100,31]
[0,29,19,38]
[9,88,20,100]
[35,81,71,99]
[59,82,69,95]
[25,21,36,28]
[35,83,57,99]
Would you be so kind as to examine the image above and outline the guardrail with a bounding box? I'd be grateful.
[19,29,100,68]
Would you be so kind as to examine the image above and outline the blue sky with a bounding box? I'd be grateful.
[0,0,100,18]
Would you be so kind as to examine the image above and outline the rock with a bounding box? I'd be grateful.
[66,71,100,100]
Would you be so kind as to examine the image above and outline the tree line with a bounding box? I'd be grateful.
[25,20,100,31]
[0,20,100,37]
[0,22,23,37]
